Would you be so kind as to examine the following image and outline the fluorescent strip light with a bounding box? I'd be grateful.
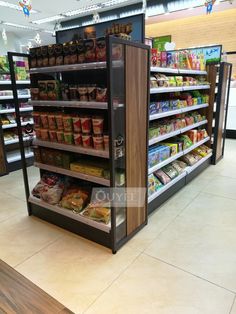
[3,22,39,30]
[32,15,65,25]
[0,0,38,13]
[64,4,101,17]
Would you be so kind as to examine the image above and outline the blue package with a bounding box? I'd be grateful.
[160,101,170,112]
[150,102,158,115]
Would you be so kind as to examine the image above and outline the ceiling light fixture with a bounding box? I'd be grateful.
[32,15,66,25]
[0,0,38,13]
[3,22,39,30]
[64,4,101,17]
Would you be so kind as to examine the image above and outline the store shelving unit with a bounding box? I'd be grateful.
[0,53,34,173]
[148,65,215,214]
[19,37,150,253]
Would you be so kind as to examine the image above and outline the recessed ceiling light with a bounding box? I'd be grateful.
[0,0,38,13]
[32,15,65,25]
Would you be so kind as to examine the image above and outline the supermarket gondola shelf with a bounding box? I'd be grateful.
[150,67,207,75]
[148,172,187,203]
[29,60,123,74]
[28,196,111,233]
[5,135,35,145]
[149,103,209,121]
[2,120,34,129]
[150,85,210,94]
[148,137,210,175]
[149,120,208,146]
[0,107,33,114]
[7,150,34,163]
[33,139,109,158]
[34,162,111,186]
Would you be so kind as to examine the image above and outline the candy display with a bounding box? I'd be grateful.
[150,74,209,89]
[33,111,108,151]
[151,49,206,71]
[149,112,206,140]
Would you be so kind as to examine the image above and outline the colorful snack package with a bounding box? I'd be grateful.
[32,112,41,128]
[49,130,57,142]
[40,129,49,141]
[47,80,61,101]
[64,132,74,145]
[55,113,64,131]
[92,116,104,135]
[78,87,88,101]
[96,88,107,102]
[96,37,106,62]
[56,131,64,143]
[81,203,110,224]
[40,113,49,129]
[103,134,109,151]
[84,39,96,63]
[74,133,82,146]
[81,116,92,134]
[72,116,81,133]
[35,128,41,139]
[162,164,179,180]
[82,134,92,148]
[48,114,57,130]
[93,134,104,150]
[38,81,48,100]
[154,170,171,185]
[88,86,96,101]
[63,115,73,132]
[60,187,90,213]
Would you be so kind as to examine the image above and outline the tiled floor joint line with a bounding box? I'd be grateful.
[229,295,236,314]
[82,251,143,314]
[144,253,236,295]
[14,234,65,269]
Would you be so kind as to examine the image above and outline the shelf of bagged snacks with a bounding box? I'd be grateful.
[148,152,212,203]
[150,85,210,94]
[150,67,207,75]
[2,120,34,129]
[34,162,110,186]
[28,196,113,233]
[150,103,209,121]
[149,120,208,146]
[29,60,123,74]
[29,196,125,233]
[0,107,33,114]
[33,139,109,158]
[148,136,210,174]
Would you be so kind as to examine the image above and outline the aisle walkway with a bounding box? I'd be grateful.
[0,140,236,314]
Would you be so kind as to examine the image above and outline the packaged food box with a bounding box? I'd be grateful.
[74,133,82,146]
[57,131,64,143]
[70,161,105,178]
[81,116,92,134]
[162,143,178,156]
[64,132,74,145]
[92,116,104,135]
[55,114,64,131]
[160,52,167,68]
[48,114,57,130]
[63,115,73,132]
[93,135,104,150]
[82,134,92,148]
[49,130,57,142]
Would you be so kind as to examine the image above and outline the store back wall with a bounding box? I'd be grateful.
[146,8,236,52]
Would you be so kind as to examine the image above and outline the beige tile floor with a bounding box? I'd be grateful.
[0,140,236,314]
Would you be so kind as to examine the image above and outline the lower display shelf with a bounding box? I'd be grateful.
[34,162,110,186]
[148,136,210,174]
[33,139,109,159]
[7,150,34,163]
[148,153,212,203]
[29,196,125,234]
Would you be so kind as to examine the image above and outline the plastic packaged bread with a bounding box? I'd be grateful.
[81,201,110,224]
[60,187,90,213]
